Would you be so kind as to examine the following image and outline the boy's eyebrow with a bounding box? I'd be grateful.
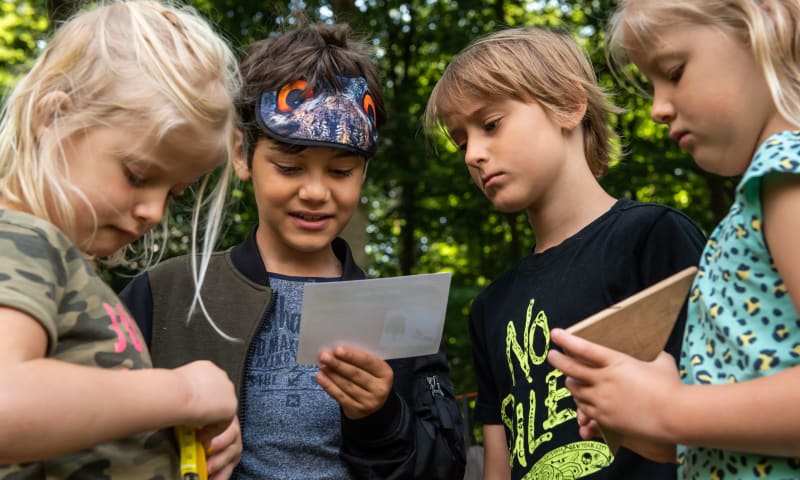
[463,103,493,120]
[330,150,363,159]
[444,103,494,139]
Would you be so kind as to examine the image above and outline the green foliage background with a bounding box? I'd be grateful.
[2,0,736,440]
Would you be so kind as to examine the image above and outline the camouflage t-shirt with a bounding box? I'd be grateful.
[0,210,178,479]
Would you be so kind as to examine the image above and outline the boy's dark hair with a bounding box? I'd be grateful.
[237,22,386,165]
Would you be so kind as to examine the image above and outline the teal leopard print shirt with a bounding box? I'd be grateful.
[679,131,800,479]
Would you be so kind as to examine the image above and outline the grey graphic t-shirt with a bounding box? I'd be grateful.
[238,274,353,480]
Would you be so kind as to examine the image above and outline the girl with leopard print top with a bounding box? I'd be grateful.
[548,1,800,479]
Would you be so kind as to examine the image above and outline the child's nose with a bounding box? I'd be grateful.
[650,91,675,124]
[298,176,331,202]
[464,140,488,167]
[133,192,168,229]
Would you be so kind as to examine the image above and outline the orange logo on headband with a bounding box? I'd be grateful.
[277,79,314,113]
[362,92,376,128]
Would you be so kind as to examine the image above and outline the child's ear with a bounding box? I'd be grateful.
[561,100,588,132]
[33,91,72,138]
[561,86,588,131]
[232,130,251,181]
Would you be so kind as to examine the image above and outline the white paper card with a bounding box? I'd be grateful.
[296,272,452,364]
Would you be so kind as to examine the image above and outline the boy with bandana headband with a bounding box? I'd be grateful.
[120,21,466,480]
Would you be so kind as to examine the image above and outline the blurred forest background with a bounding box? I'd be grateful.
[2,0,735,439]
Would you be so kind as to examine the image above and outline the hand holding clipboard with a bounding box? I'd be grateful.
[558,266,697,454]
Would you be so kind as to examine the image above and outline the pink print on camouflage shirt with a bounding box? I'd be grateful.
[104,303,144,353]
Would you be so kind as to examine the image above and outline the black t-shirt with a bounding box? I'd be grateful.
[469,199,706,480]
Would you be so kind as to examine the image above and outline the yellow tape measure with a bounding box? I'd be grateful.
[175,426,207,480]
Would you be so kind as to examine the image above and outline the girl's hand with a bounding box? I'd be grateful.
[576,406,677,462]
[547,328,683,442]
[175,360,238,437]
[315,346,394,420]
[200,416,241,480]
[576,407,603,441]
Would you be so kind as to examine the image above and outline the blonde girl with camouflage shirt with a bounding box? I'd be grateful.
[0,1,243,478]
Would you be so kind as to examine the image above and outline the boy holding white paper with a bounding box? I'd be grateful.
[119,21,465,480]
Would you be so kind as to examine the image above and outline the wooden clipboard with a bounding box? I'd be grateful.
[565,266,697,454]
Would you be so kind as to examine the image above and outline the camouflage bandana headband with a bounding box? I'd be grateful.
[256,76,379,158]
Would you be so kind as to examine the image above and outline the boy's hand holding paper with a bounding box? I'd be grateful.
[316,344,395,420]
[548,267,697,455]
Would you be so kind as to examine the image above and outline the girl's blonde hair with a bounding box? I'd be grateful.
[0,0,241,339]
[424,27,622,178]
[608,0,800,127]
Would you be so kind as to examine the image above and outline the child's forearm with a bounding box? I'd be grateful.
[481,424,511,480]
[0,360,199,463]
[620,434,677,463]
[661,366,800,457]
